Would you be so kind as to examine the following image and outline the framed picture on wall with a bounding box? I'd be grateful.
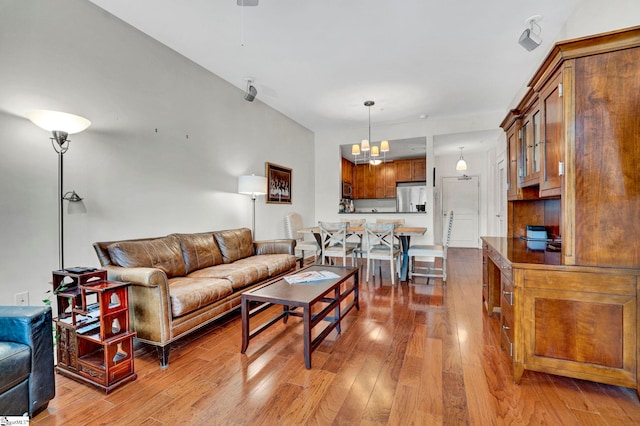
[266,162,292,204]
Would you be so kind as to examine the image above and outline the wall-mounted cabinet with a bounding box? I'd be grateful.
[394,158,426,182]
[341,157,354,185]
[351,157,424,199]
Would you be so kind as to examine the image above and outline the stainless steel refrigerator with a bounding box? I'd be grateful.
[396,182,427,212]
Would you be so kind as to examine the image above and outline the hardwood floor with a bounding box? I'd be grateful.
[33,249,640,425]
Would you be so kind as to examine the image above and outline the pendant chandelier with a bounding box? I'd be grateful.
[456,147,468,171]
[351,100,389,166]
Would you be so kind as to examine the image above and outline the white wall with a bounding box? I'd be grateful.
[559,0,640,40]
[0,0,314,305]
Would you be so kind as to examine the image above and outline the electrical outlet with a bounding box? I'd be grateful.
[15,291,29,306]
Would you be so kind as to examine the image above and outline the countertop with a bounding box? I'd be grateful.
[338,211,427,215]
[482,236,562,266]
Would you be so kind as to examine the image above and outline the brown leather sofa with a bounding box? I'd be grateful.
[93,228,296,367]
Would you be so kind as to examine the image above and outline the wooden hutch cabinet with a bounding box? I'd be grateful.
[488,26,640,394]
[53,269,137,393]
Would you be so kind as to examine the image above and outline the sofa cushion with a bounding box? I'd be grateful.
[213,228,254,263]
[108,235,187,278]
[0,342,30,395]
[173,233,223,274]
[234,254,296,277]
[188,262,269,290]
[168,277,234,317]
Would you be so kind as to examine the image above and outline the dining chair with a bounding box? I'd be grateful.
[342,218,367,265]
[318,221,356,266]
[407,210,454,284]
[375,218,405,226]
[285,212,321,267]
[364,222,402,285]
[375,218,404,248]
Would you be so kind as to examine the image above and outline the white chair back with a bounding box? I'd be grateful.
[285,212,304,240]
[364,222,401,285]
[318,221,355,266]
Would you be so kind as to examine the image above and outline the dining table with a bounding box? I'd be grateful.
[299,225,427,281]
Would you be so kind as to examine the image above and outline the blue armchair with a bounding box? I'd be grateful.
[0,306,55,417]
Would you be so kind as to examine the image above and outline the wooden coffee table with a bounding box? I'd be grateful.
[240,265,359,369]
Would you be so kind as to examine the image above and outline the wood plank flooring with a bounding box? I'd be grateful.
[32,248,640,425]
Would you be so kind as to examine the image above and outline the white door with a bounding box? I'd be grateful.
[496,159,506,235]
[442,176,480,248]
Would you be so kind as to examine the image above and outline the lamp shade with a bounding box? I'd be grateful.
[26,109,91,134]
[238,175,267,196]
[380,140,390,152]
[456,158,468,171]
[351,144,361,156]
[370,146,380,157]
[360,139,370,152]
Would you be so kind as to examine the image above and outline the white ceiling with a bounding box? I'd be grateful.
[88,0,578,144]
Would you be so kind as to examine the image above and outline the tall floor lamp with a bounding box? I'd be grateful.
[238,174,267,237]
[27,109,91,270]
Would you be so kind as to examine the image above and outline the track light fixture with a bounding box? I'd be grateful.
[244,78,257,102]
[518,15,543,51]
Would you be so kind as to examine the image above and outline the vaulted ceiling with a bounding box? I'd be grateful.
[89,0,578,141]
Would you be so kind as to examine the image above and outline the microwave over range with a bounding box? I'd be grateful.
[342,181,352,199]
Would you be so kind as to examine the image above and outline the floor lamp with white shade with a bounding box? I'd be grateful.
[26,109,91,270]
[238,174,267,237]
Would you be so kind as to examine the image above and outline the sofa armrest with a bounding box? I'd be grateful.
[100,265,167,288]
[254,239,296,255]
[100,265,172,347]
[0,306,55,416]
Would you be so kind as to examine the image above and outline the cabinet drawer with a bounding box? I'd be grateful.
[78,359,107,386]
[501,311,514,358]
[109,359,134,384]
[501,283,514,307]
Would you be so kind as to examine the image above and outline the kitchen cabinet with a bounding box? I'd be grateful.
[354,163,365,199]
[341,157,354,185]
[354,162,394,199]
[352,157,423,199]
[384,162,396,198]
[394,158,426,183]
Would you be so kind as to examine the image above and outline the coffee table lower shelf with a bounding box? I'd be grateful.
[240,265,359,369]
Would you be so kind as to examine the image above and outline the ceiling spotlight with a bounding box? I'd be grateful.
[244,78,257,102]
[519,15,543,51]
